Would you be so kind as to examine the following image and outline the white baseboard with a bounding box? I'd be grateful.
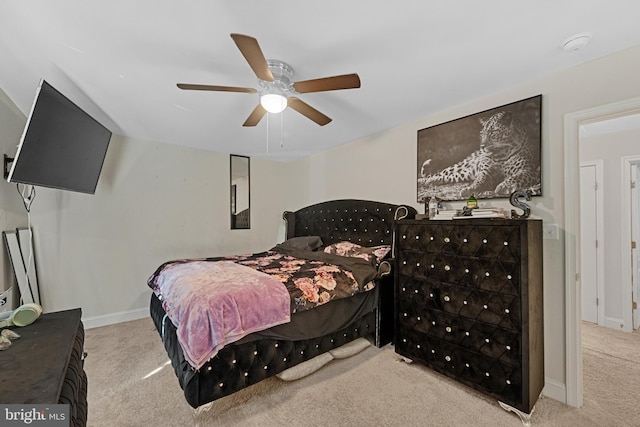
[602,316,626,332]
[82,307,149,329]
[542,377,566,404]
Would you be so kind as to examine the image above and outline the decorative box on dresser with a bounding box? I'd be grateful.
[394,218,543,424]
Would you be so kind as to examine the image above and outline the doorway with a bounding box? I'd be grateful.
[565,99,640,408]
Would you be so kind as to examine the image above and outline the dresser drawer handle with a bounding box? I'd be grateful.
[443,296,450,302]
[444,237,450,243]
[444,265,450,271]
[445,327,452,333]
[445,355,451,362]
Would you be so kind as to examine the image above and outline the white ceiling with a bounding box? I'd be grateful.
[1,1,640,162]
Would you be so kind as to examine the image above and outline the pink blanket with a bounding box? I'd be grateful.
[153,260,291,370]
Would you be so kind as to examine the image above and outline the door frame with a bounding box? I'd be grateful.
[622,156,640,330]
[564,96,640,408]
[579,160,605,325]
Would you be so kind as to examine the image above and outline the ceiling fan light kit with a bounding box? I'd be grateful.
[177,33,361,126]
[260,92,287,113]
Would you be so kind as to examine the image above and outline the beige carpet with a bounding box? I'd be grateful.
[84,318,639,426]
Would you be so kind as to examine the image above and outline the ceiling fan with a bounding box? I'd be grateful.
[176,33,361,127]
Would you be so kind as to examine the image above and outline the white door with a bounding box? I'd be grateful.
[580,163,599,324]
[632,163,639,330]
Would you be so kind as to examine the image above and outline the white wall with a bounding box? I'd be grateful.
[580,126,640,326]
[285,45,640,402]
[0,89,32,308]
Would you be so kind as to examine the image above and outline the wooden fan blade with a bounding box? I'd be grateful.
[230,33,274,82]
[287,97,332,126]
[292,73,361,94]
[177,83,257,93]
[243,104,267,127]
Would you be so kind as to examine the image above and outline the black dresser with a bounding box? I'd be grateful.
[394,218,543,416]
[0,308,88,426]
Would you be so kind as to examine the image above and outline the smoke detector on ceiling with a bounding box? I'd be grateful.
[562,32,592,52]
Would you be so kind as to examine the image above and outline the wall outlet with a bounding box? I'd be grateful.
[543,223,559,240]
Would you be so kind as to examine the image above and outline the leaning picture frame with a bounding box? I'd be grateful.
[417,94,542,202]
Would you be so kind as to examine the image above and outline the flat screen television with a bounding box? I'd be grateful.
[7,79,112,194]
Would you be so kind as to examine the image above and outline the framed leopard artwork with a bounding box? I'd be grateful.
[417,95,542,202]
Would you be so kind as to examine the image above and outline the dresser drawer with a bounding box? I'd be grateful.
[395,328,522,402]
[396,302,521,363]
[397,250,521,295]
[397,275,522,329]
[396,223,521,260]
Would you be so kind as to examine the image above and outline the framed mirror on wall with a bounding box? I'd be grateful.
[230,154,250,229]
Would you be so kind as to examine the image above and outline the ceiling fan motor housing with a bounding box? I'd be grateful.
[261,60,295,94]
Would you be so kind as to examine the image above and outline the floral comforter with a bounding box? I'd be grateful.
[148,246,380,369]
[224,246,380,313]
[149,245,381,316]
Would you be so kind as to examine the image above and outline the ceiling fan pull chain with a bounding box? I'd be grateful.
[266,113,270,153]
[280,111,284,148]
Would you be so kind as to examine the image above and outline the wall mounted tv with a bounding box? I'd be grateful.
[7,79,112,194]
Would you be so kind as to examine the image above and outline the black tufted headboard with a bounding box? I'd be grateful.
[283,199,417,249]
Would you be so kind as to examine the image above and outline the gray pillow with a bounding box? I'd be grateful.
[277,236,324,251]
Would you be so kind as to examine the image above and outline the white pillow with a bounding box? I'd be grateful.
[329,337,371,359]
[276,352,334,381]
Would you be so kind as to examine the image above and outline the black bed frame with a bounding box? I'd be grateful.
[150,199,416,410]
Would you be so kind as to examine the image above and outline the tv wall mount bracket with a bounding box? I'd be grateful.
[3,155,14,179]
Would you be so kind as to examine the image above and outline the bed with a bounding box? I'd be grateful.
[148,199,416,413]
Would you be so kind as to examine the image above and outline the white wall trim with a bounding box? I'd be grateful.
[542,377,566,403]
[82,307,149,330]
[603,315,625,330]
[564,96,640,408]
